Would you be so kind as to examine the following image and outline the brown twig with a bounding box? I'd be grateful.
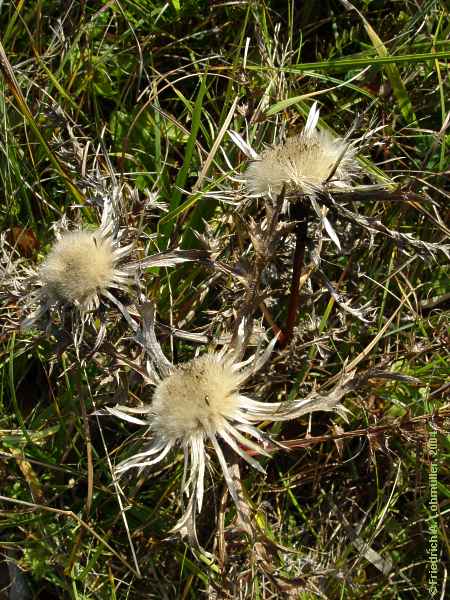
[246,408,450,456]
[258,300,282,337]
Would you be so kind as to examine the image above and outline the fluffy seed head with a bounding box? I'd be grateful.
[152,353,240,441]
[245,119,359,197]
[39,230,114,306]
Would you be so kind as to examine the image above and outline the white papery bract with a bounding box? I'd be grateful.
[242,103,360,198]
[106,305,350,542]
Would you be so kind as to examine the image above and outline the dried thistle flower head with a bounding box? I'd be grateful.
[2,196,206,337]
[19,196,136,330]
[244,103,360,197]
[105,305,352,543]
[40,231,117,308]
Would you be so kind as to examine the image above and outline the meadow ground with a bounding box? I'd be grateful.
[0,1,449,598]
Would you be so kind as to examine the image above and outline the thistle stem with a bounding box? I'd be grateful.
[279,203,309,348]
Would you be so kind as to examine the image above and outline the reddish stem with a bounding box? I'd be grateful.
[279,204,308,348]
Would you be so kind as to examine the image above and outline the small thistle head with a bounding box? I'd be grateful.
[245,103,360,197]
[39,230,115,307]
[13,196,204,334]
[152,353,242,442]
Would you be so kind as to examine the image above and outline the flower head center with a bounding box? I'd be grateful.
[40,230,114,305]
[152,354,241,440]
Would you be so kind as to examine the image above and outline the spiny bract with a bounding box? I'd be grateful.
[6,194,203,334]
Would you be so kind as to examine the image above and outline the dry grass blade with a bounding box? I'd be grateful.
[0,495,140,577]
[0,40,84,203]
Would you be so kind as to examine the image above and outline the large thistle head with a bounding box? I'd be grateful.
[151,353,246,442]
[105,305,352,543]
[17,196,135,330]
